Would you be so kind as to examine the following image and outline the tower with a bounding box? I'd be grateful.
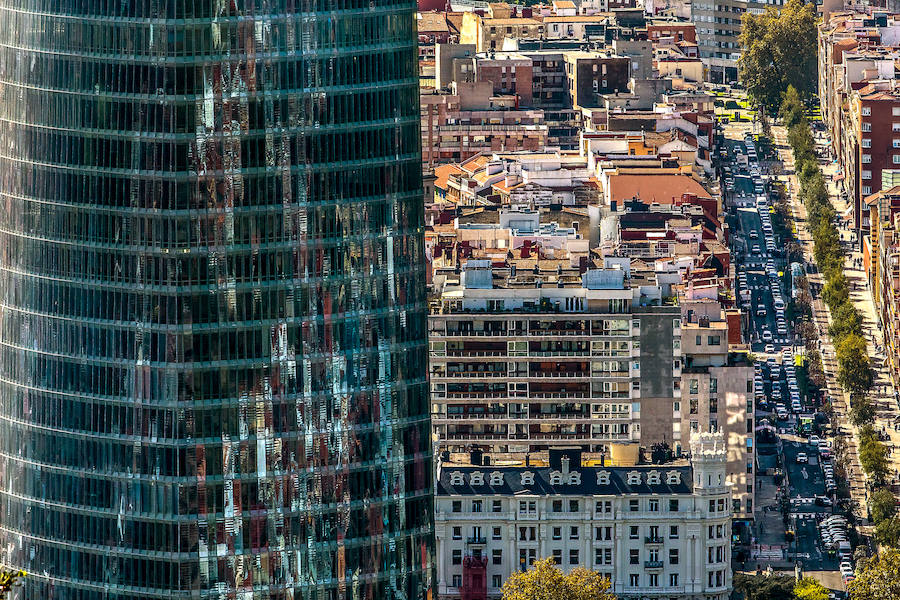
[0,2,433,599]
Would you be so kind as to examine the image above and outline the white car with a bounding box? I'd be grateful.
[796,452,808,463]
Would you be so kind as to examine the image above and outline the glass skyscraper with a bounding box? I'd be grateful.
[0,2,433,599]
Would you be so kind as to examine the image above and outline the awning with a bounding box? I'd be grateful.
[833,173,845,182]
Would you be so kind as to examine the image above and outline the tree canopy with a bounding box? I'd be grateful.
[501,558,615,600]
[794,578,829,600]
[849,549,900,600]
[733,573,795,600]
[738,0,818,113]
[836,334,874,395]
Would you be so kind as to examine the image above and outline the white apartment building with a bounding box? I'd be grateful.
[430,259,678,455]
[435,433,733,599]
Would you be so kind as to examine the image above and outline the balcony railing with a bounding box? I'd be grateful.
[645,560,664,568]
[466,536,487,545]
[645,536,664,544]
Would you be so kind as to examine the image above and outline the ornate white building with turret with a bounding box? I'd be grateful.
[434,432,733,599]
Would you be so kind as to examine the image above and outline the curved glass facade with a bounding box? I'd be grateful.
[0,2,433,599]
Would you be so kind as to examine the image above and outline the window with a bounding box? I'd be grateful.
[552,549,562,565]
[552,500,563,513]
[670,573,679,586]
[452,550,462,565]
[492,574,502,588]
[450,472,464,485]
[627,471,641,485]
[570,526,579,540]
[493,526,502,540]
[472,500,482,513]
[452,527,462,540]
[629,526,639,539]
[452,501,462,513]
[570,500,579,512]
[709,398,718,413]
[470,472,484,486]
[519,500,536,514]
[709,499,716,513]
[597,526,612,540]
[710,378,718,393]
[862,154,872,164]
[553,527,562,540]
[452,574,462,588]
[894,154,900,164]
[596,500,612,514]
[649,573,659,587]
[492,549,503,565]
[648,499,659,512]
[670,525,679,539]
[629,574,640,587]
[569,549,580,565]
[708,335,721,345]
[894,139,900,148]
[894,123,900,132]
[689,379,699,394]
[647,471,661,485]
[519,548,537,567]
[863,186,873,195]
[521,471,534,485]
[669,548,679,564]
[669,498,679,512]
[862,170,872,180]
[862,106,871,116]
[695,334,702,345]
[629,549,639,565]
[492,499,502,513]
[596,471,610,485]
[690,398,698,414]
[862,122,872,132]
[894,106,900,116]
[629,499,639,512]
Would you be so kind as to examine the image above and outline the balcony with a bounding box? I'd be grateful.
[645,536,664,544]
[644,560,664,569]
[531,371,590,378]
[446,432,508,440]
[466,536,487,545]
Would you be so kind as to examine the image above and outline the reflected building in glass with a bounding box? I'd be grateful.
[0,2,433,599]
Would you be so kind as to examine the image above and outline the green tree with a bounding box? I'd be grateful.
[780,86,806,129]
[739,0,818,113]
[850,395,877,427]
[822,272,849,310]
[0,569,25,600]
[859,427,890,485]
[734,573,795,600]
[836,334,874,394]
[794,577,829,600]
[830,303,864,341]
[501,557,615,600]
[875,516,900,547]
[870,488,897,524]
[849,548,900,599]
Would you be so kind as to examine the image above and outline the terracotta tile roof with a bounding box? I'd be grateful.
[434,163,464,190]
[482,17,541,25]
[554,0,577,8]
[608,174,709,204]
[447,12,464,33]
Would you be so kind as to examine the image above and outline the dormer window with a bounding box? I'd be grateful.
[647,470,661,485]
[450,471,464,486]
[596,470,610,485]
[666,471,681,485]
[568,471,581,485]
[550,470,563,485]
[521,471,535,486]
[490,471,503,486]
[470,471,484,486]
[627,471,641,485]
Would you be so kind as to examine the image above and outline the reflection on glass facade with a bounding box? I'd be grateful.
[0,2,433,599]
